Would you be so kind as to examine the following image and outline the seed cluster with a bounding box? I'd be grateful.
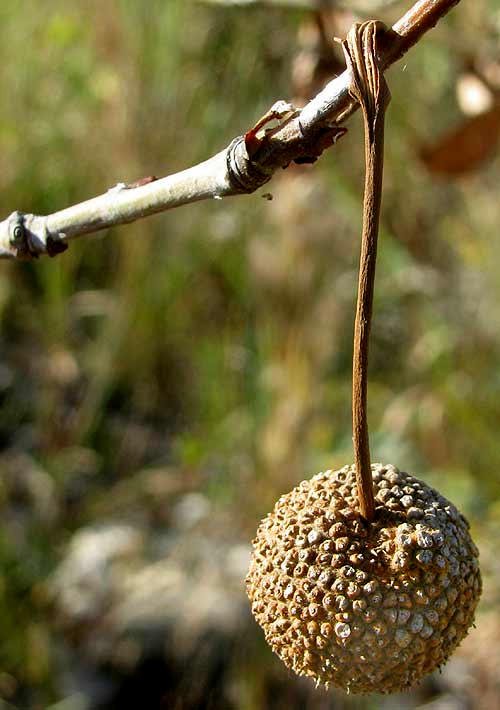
[246,463,481,693]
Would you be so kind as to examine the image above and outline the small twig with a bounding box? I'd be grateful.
[0,0,461,260]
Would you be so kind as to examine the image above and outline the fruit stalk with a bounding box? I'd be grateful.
[343,22,391,522]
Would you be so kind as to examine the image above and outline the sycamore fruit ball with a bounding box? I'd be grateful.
[246,463,481,694]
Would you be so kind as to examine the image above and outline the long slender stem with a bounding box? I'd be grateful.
[343,23,391,522]
[352,105,385,522]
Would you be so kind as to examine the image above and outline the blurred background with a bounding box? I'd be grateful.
[0,1,499,708]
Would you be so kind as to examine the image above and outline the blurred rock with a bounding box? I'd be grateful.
[48,507,254,708]
[50,524,144,625]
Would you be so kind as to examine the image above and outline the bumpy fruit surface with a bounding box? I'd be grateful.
[246,463,481,694]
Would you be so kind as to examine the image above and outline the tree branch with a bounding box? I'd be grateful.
[0,0,461,260]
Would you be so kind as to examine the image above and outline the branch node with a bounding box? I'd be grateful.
[226,136,273,193]
[8,211,26,250]
[6,211,68,260]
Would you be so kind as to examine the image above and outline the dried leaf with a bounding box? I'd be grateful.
[420,104,500,176]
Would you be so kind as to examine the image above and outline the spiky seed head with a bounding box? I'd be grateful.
[246,463,481,694]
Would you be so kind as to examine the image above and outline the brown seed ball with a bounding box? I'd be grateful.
[246,463,481,694]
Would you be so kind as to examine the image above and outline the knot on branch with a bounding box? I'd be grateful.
[7,211,68,260]
[227,137,275,193]
[227,123,347,194]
